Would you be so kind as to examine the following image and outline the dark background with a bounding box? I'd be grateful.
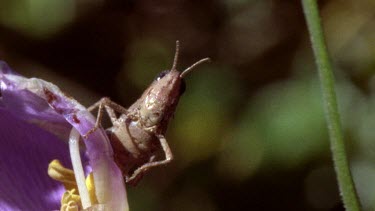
[1,0,375,210]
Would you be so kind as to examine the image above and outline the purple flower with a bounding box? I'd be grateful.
[0,61,128,210]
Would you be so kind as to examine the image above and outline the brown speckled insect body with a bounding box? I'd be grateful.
[85,41,209,185]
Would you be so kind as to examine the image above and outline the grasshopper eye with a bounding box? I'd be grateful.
[155,70,168,81]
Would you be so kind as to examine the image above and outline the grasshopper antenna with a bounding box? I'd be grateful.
[180,58,210,78]
[171,41,180,71]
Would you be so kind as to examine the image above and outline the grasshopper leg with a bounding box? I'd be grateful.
[84,97,129,138]
[126,134,173,183]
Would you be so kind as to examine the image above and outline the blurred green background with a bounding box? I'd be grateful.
[0,0,375,210]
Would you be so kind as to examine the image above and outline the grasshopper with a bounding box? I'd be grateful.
[83,41,209,185]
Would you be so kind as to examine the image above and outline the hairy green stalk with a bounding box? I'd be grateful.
[301,0,361,210]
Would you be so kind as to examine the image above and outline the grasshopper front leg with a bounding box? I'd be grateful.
[84,97,129,138]
[126,134,173,183]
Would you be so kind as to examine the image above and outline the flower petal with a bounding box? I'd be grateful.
[0,62,128,210]
[0,107,69,210]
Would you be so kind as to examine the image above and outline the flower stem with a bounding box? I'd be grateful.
[301,0,361,210]
[69,128,92,209]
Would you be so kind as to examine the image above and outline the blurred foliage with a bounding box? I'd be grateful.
[0,0,375,210]
[0,0,75,37]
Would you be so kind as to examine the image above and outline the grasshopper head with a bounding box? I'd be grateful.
[133,41,210,132]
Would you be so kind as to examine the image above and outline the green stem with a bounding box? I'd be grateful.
[301,0,361,210]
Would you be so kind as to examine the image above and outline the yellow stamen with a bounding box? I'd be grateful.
[86,173,99,204]
[60,189,81,211]
[48,159,77,191]
[48,160,98,210]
